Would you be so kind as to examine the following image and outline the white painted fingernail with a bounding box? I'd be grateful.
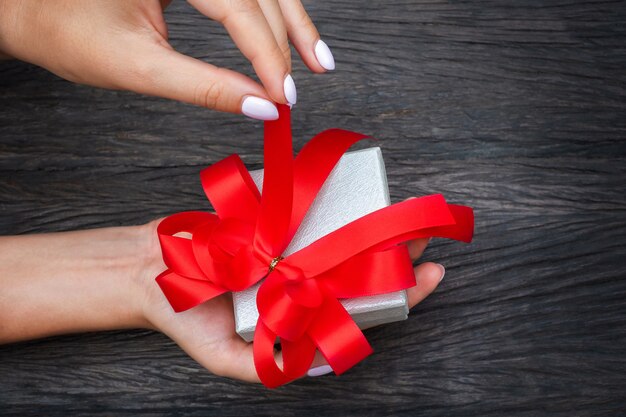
[283,74,297,106]
[314,40,335,71]
[307,364,333,377]
[241,96,279,121]
[436,263,446,283]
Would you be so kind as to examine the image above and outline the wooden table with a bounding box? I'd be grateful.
[1,1,625,415]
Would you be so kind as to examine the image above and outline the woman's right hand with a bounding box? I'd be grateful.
[0,0,336,120]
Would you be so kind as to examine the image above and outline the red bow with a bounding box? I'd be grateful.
[155,105,474,387]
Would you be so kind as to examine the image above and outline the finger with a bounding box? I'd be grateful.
[277,0,334,72]
[213,338,322,383]
[188,0,294,106]
[407,262,446,308]
[258,0,292,73]
[144,0,170,41]
[131,45,279,120]
[217,339,333,382]
[184,333,261,383]
[212,338,262,383]
[407,237,431,260]
[305,350,333,377]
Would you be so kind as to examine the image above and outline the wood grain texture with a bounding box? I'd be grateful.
[1,0,626,415]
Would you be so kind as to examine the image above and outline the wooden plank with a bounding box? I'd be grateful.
[1,0,625,415]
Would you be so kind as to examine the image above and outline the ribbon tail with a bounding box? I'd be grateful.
[256,270,319,341]
[254,104,294,257]
[317,245,417,298]
[307,296,373,375]
[156,270,226,312]
[378,204,475,248]
[438,204,474,243]
[288,194,460,276]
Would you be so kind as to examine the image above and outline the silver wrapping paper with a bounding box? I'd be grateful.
[233,147,409,342]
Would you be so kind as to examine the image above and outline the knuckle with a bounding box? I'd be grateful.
[280,43,292,71]
[279,41,292,60]
[226,0,259,16]
[220,0,261,28]
[296,8,314,30]
[125,42,172,89]
[194,79,224,110]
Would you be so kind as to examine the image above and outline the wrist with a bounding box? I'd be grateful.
[0,222,164,343]
[129,219,168,331]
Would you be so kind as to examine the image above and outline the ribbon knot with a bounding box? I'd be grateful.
[268,255,283,272]
[155,105,474,388]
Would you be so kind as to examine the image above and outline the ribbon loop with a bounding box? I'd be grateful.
[200,155,260,223]
[307,296,373,375]
[156,270,226,312]
[158,211,218,280]
[207,218,255,261]
[257,270,320,341]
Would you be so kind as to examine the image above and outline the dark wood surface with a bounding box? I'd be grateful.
[1,1,626,415]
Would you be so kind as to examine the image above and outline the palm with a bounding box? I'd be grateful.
[145,278,259,381]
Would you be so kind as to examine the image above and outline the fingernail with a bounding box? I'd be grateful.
[307,364,333,377]
[436,263,446,283]
[241,96,279,121]
[283,74,297,106]
[314,40,335,71]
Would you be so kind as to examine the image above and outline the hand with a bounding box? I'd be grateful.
[0,0,336,120]
[0,220,445,384]
[138,220,447,382]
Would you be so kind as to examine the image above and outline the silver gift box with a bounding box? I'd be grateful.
[233,147,409,342]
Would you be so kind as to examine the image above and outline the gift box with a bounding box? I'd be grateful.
[233,147,408,342]
[154,104,473,387]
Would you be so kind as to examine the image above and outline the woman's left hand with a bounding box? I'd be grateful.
[0,220,445,383]
[138,220,446,382]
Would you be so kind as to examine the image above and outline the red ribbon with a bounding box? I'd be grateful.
[155,105,474,388]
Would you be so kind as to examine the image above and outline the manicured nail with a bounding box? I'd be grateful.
[283,74,297,106]
[241,96,279,121]
[314,40,335,71]
[307,364,333,377]
[436,263,446,283]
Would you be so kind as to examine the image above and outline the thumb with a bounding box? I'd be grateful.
[129,46,279,120]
